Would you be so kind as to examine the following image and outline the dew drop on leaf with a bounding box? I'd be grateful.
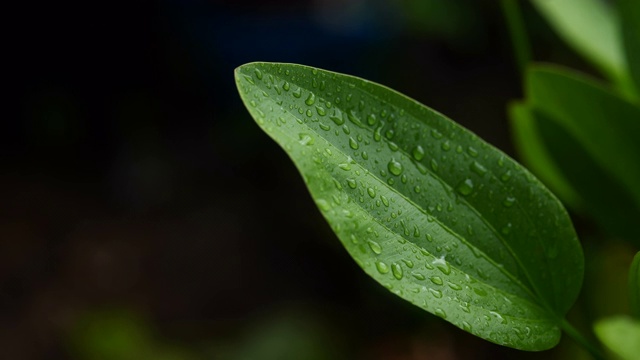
[456,178,474,196]
[305,92,316,106]
[349,137,359,150]
[367,240,382,254]
[388,159,403,176]
[376,261,389,274]
[391,263,404,279]
[412,145,425,161]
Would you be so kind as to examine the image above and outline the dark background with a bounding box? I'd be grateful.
[3,0,624,359]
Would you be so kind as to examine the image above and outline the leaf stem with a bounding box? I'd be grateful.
[560,319,605,360]
[500,0,531,74]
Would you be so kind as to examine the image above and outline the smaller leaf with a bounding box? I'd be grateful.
[594,316,640,360]
[619,0,640,95]
[530,0,625,83]
[630,252,640,319]
[526,65,640,209]
[508,102,582,210]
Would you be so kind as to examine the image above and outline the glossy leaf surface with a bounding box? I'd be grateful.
[530,0,625,82]
[594,316,640,360]
[235,62,583,350]
[630,252,640,319]
[526,65,640,208]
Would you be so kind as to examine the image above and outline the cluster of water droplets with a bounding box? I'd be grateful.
[237,63,554,345]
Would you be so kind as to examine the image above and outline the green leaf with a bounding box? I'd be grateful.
[630,252,640,319]
[530,0,625,82]
[235,62,584,351]
[620,0,640,95]
[510,102,640,244]
[508,102,582,210]
[526,65,640,208]
[594,316,640,360]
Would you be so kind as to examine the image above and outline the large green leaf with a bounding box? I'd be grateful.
[620,0,640,95]
[510,102,640,244]
[530,0,625,83]
[526,65,640,207]
[594,316,640,360]
[235,62,583,350]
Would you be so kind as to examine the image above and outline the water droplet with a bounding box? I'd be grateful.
[459,302,471,312]
[514,328,525,340]
[254,69,263,80]
[447,282,462,291]
[349,137,359,150]
[411,271,425,280]
[381,195,389,207]
[500,170,512,182]
[292,88,302,98]
[402,259,414,268]
[430,276,443,285]
[305,92,316,106]
[339,163,351,171]
[367,187,376,198]
[467,146,479,157]
[374,127,382,141]
[429,288,443,298]
[243,75,255,84]
[346,178,357,189]
[413,226,420,237]
[298,133,314,145]
[431,129,443,139]
[462,321,472,332]
[319,123,330,131]
[362,151,369,160]
[385,129,395,139]
[388,159,403,176]
[306,109,313,117]
[490,311,506,324]
[430,159,438,172]
[501,223,512,235]
[376,261,390,274]
[456,179,474,196]
[315,106,326,116]
[368,240,382,254]
[441,141,451,151]
[367,114,377,125]
[391,263,404,280]
[470,161,487,176]
[316,199,330,211]
[282,82,290,91]
[412,145,425,161]
[503,197,516,207]
[434,308,447,318]
[414,186,421,193]
[473,287,488,296]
